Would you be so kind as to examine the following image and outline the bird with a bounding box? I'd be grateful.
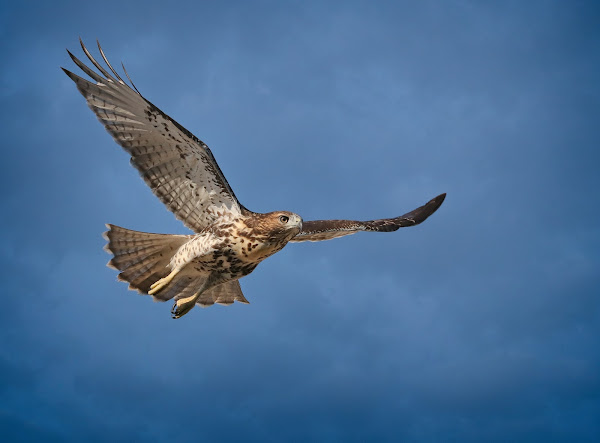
[62,39,446,319]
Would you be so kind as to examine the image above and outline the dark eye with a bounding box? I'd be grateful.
[279,215,289,224]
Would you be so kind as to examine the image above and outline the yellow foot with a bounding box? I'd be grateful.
[171,294,198,319]
[148,269,179,295]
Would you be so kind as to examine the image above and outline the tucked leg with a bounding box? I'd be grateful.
[171,293,199,319]
[170,276,218,319]
[148,268,180,295]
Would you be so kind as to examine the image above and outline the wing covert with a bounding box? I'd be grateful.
[63,39,246,232]
[291,193,446,243]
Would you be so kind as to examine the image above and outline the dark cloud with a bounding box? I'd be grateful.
[1,1,599,441]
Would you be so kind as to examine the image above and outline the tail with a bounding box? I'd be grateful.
[103,224,190,295]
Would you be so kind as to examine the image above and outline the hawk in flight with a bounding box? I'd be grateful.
[63,39,446,319]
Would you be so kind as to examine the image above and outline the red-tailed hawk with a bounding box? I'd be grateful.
[63,39,446,319]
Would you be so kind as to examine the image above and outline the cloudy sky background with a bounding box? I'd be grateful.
[1,1,599,441]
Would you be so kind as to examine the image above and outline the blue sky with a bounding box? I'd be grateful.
[1,1,599,441]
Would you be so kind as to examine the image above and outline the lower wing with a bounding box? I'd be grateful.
[290,193,446,243]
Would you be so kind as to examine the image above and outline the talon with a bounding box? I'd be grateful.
[171,294,198,319]
[171,302,179,319]
[148,269,179,295]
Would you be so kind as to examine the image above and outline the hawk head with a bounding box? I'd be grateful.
[242,211,302,244]
[265,211,303,242]
[236,211,302,262]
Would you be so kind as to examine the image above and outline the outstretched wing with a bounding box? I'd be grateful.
[62,39,247,233]
[290,193,446,243]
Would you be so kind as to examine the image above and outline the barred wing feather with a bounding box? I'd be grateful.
[291,193,446,242]
[62,39,245,233]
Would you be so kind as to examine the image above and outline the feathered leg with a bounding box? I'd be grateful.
[171,276,217,319]
[148,269,180,295]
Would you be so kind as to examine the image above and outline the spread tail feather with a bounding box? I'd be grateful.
[103,224,190,295]
[103,224,250,318]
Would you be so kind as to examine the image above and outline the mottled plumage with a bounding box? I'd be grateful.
[63,39,446,318]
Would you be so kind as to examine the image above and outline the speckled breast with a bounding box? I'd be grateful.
[178,218,290,281]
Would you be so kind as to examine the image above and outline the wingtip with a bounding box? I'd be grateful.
[96,39,105,56]
[61,67,76,79]
[425,192,446,214]
[65,49,80,65]
[78,37,87,54]
[432,192,446,206]
[394,192,447,227]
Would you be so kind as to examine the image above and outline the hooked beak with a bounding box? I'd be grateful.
[294,214,303,232]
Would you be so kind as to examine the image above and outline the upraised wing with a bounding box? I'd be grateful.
[290,193,446,242]
[63,39,247,233]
